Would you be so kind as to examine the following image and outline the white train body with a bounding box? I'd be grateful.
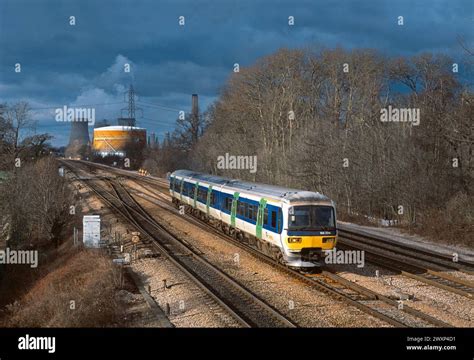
[169,170,337,268]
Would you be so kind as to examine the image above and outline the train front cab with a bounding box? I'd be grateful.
[281,202,337,268]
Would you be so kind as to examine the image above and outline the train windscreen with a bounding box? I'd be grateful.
[288,205,335,231]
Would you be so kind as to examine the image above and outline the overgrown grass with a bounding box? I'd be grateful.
[0,248,124,327]
[406,193,474,248]
[339,192,473,248]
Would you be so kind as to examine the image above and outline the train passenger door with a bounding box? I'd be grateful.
[193,182,199,208]
[179,179,184,201]
[230,192,239,227]
[170,176,175,197]
[256,198,267,239]
[206,185,213,215]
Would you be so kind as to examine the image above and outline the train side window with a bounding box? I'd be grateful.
[224,197,232,212]
[198,188,207,202]
[264,208,268,224]
[271,211,277,228]
[238,201,245,216]
[249,205,257,221]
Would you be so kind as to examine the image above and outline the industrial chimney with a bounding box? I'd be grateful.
[192,94,198,121]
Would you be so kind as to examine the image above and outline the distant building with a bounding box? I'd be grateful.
[92,125,146,157]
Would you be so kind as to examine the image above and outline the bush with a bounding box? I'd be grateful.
[0,249,123,327]
[414,193,473,247]
[0,157,73,248]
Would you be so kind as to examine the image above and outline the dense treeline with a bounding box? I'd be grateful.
[149,47,473,243]
[0,103,72,249]
[0,157,73,248]
[0,102,53,170]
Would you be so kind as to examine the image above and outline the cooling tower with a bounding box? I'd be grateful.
[68,120,90,147]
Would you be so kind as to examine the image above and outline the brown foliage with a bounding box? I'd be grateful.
[0,249,123,327]
[0,157,73,248]
[190,47,473,244]
[143,47,472,244]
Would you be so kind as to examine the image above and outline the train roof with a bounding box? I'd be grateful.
[171,169,331,204]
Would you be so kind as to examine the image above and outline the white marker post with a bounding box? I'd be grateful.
[83,215,101,248]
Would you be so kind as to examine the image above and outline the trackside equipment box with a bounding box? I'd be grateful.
[83,215,101,248]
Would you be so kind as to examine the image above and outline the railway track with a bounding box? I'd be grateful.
[337,228,474,275]
[118,176,452,328]
[103,165,474,300]
[63,161,296,328]
[62,159,468,327]
[337,241,474,300]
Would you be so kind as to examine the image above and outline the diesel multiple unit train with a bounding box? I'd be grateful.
[169,170,337,268]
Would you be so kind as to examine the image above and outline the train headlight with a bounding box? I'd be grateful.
[288,237,302,244]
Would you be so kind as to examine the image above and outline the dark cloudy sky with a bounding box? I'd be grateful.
[0,0,472,146]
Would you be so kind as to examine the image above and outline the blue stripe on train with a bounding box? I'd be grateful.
[172,178,282,234]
